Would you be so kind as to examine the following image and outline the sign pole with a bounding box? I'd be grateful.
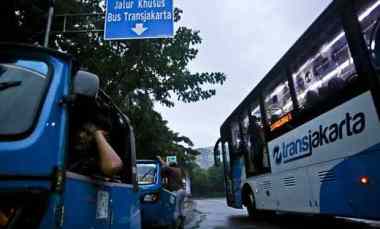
[44,0,55,48]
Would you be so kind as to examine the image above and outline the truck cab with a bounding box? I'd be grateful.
[0,43,141,229]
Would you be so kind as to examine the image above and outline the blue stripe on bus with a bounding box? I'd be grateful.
[320,143,380,220]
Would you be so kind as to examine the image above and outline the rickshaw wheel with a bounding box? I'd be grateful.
[168,217,183,229]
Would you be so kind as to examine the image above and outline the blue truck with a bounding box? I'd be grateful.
[0,43,141,229]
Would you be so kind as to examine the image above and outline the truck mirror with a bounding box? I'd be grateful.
[213,138,222,167]
[73,71,99,98]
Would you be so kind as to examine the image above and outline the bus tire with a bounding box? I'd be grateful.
[245,190,256,218]
[244,189,270,220]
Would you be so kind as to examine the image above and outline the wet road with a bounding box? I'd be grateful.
[185,198,379,229]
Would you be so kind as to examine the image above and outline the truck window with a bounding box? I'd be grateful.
[0,59,50,137]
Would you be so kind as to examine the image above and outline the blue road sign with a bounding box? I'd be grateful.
[104,0,174,40]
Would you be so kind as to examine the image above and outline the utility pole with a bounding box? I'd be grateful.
[44,0,55,48]
[52,13,105,34]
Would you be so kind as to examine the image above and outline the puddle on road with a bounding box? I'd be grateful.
[186,209,207,229]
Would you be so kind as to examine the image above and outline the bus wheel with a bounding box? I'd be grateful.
[245,191,256,218]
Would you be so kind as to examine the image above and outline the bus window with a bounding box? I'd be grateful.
[292,28,357,110]
[222,141,231,174]
[230,121,241,155]
[264,79,293,130]
[357,0,380,68]
[245,105,269,176]
[240,114,250,155]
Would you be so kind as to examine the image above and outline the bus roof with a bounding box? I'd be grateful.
[221,0,365,132]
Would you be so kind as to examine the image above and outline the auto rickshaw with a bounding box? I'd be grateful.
[137,160,184,229]
[0,43,141,229]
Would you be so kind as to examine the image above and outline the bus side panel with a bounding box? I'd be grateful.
[266,91,380,218]
[311,92,380,220]
[273,168,314,213]
[108,183,141,229]
[248,168,314,213]
[309,159,354,216]
[268,91,380,174]
[246,176,277,211]
[320,145,380,220]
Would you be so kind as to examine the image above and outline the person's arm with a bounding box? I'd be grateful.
[93,130,123,177]
[156,156,167,167]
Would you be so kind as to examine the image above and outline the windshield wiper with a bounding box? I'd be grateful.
[0,81,22,91]
[141,168,156,181]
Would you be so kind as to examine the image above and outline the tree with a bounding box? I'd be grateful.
[190,165,225,198]
[207,166,225,194]
[1,0,226,162]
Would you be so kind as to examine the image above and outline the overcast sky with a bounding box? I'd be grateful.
[155,0,332,148]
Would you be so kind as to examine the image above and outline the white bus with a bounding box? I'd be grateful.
[214,0,380,220]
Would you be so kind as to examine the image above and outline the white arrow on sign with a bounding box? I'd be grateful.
[132,23,148,36]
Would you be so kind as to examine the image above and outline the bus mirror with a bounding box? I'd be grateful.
[73,71,99,98]
[214,150,221,167]
[372,23,380,67]
[213,139,222,167]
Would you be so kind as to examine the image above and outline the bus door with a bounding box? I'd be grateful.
[241,105,277,211]
[222,121,244,209]
[221,140,235,207]
[214,137,235,207]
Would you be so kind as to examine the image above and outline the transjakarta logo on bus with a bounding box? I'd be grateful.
[272,112,366,164]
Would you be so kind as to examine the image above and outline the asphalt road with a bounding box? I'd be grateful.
[185,198,379,229]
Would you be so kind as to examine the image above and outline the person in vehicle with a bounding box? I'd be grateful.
[328,77,345,92]
[69,122,123,177]
[248,115,266,172]
[304,90,320,108]
[156,156,186,224]
[0,208,12,228]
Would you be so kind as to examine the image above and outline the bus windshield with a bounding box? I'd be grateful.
[137,163,158,185]
[0,59,50,137]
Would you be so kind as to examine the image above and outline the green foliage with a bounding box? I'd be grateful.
[1,0,226,165]
[191,165,225,198]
